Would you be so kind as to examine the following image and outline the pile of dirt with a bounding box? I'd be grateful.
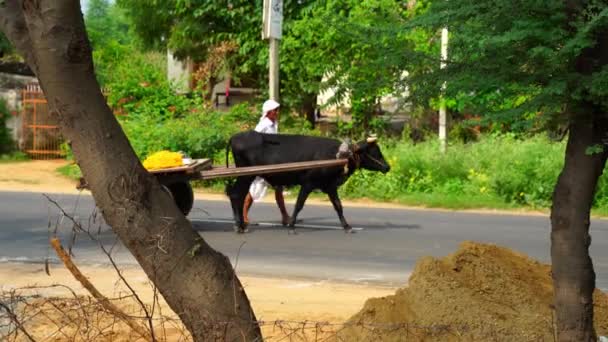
[340,241,608,341]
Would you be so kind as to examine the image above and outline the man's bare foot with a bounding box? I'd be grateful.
[281,215,291,226]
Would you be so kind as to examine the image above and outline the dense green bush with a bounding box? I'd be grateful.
[340,134,568,209]
[121,102,323,162]
[0,99,14,155]
[121,103,255,161]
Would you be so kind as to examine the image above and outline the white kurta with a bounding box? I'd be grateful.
[249,116,278,201]
[255,117,278,134]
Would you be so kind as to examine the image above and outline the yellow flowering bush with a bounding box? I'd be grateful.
[142,150,183,170]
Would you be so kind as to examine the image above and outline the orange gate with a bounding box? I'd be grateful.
[21,83,63,159]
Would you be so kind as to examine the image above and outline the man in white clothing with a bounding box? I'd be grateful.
[243,99,290,226]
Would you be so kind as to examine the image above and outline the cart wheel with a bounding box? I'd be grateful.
[162,181,194,216]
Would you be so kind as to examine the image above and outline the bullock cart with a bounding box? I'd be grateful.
[80,158,348,216]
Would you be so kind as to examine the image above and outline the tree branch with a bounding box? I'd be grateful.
[50,238,152,341]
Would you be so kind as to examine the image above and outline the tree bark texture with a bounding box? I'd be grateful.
[301,92,317,128]
[0,1,262,341]
[551,1,608,341]
[551,119,608,342]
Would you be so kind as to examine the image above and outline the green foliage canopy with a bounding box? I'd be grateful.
[283,0,413,131]
[406,0,608,130]
[84,0,136,85]
[116,0,417,133]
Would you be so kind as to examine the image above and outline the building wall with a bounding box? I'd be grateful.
[316,72,410,117]
[167,50,192,94]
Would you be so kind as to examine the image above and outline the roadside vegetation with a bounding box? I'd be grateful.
[0,99,28,163]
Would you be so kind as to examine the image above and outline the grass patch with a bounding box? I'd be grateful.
[0,152,29,163]
[56,163,82,181]
[340,134,566,211]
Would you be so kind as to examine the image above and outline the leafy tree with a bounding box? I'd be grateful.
[85,0,133,47]
[117,0,414,133]
[0,1,262,340]
[118,1,311,84]
[84,0,136,85]
[282,0,413,133]
[407,0,608,339]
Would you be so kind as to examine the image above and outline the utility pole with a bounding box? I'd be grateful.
[269,38,280,101]
[263,0,283,101]
[439,27,448,154]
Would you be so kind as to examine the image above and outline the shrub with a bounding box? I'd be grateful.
[0,99,14,155]
[340,134,568,209]
[120,103,258,162]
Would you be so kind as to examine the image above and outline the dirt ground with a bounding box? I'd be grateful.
[0,262,394,341]
[339,241,608,341]
[0,160,80,194]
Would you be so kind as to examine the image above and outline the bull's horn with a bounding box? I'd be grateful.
[367,137,377,143]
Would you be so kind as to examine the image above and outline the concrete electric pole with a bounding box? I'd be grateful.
[439,27,448,154]
[269,39,280,101]
[263,0,283,101]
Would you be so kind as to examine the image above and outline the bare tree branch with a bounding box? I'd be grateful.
[0,301,37,342]
[50,238,152,340]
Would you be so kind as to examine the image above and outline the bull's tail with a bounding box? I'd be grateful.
[225,137,232,168]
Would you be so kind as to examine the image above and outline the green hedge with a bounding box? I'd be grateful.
[340,134,568,209]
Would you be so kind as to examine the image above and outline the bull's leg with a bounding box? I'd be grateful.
[274,186,290,226]
[225,176,255,233]
[288,185,313,230]
[326,188,352,232]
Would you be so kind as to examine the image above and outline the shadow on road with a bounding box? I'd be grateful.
[190,217,421,232]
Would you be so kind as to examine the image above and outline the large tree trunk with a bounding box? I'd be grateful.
[551,118,608,341]
[551,2,608,340]
[301,92,317,128]
[0,1,262,340]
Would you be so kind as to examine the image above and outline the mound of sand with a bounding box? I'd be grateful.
[340,241,608,341]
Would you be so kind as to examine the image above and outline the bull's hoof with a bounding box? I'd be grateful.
[233,225,249,234]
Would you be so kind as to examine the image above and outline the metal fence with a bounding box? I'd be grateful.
[19,83,120,159]
[20,83,62,159]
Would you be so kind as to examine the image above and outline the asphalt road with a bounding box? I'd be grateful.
[1,191,608,289]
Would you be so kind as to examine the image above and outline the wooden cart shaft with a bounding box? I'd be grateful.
[199,159,348,180]
[77,158,349,216]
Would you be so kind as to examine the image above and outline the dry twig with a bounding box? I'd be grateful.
[49,237,151,340]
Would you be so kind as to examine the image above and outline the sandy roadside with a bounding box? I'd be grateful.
[0,262,395,324]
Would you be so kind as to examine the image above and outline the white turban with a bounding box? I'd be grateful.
[262,99,280,117]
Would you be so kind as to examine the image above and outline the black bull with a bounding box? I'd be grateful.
[225,131,390,233]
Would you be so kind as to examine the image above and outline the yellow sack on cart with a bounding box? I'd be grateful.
[142,150,184,170]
